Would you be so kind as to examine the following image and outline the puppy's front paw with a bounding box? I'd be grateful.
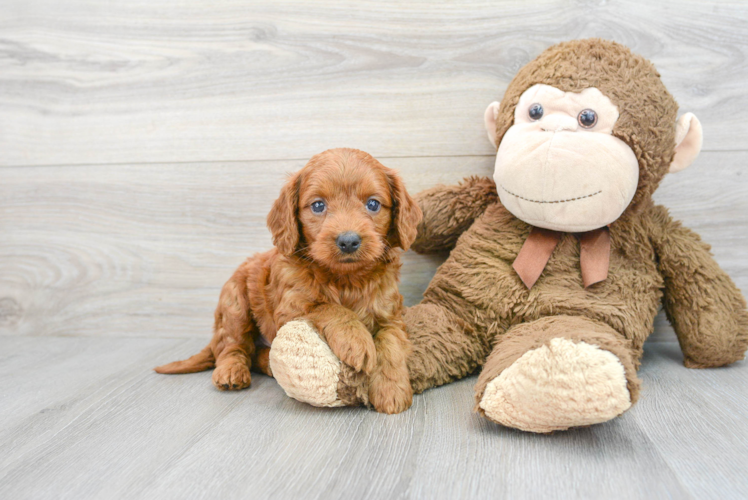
[369,375,413,414]
[327,324,377,374]
[212,361,252,391]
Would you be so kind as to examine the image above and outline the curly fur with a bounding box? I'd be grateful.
[155,148,422,414]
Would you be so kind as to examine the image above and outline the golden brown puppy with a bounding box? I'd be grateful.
[155,148,422,414]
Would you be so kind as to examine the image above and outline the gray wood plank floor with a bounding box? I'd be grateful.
[2,0,748,498]
[0,337,746,499]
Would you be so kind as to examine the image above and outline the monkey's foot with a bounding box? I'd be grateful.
[478,337,633,433]
[269,320,368,408]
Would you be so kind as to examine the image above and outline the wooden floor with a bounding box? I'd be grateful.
[2,1,748,498]
[0,337,746,499]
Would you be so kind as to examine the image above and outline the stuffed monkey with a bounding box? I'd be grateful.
[268,39,748,432]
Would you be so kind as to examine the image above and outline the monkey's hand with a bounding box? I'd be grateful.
[651,205,748,368]
[411,176,498,254]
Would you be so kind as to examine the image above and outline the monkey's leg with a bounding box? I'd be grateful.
[474,315,641,433]
[269,320,351,407]
[405,302,490,393]
[269,302,491,407]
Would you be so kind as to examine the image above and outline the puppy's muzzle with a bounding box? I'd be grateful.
[336,231,361,254]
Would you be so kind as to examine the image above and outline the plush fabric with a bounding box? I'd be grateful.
[513,227,611,289]
[478,338,631,433]
[270,39,748,432]
[670,112,703,173]
[269,320,346,407]
[494,84,640,232]
[491,39,680,215]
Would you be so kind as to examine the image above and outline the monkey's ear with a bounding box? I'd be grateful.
[484,101,501,148]
[669,113,703,173]
[267,171,302,255]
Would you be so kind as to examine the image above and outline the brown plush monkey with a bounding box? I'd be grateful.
[268,39,748,432]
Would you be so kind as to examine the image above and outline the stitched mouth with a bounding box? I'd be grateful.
[500,185,602,204]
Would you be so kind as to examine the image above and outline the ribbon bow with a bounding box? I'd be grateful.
[512,226,611,289]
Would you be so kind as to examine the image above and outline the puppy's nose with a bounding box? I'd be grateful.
[336,232,361,254]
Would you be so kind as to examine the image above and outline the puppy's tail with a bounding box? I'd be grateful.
[154,346,215,374]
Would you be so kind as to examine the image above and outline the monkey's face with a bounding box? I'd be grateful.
[492,84,639,232]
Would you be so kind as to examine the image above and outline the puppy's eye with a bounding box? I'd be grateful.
[578,109,597,128]
[365,198,381,213]
[528,103,544,121]
[310,200,326,214]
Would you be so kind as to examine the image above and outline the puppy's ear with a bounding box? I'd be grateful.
[267,171,302,256]
[386,169,423,251]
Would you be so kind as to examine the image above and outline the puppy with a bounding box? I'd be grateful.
[155,148,422,414]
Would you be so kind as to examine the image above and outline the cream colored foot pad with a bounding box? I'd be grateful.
[269,320,344,407]
[479,338,631,433]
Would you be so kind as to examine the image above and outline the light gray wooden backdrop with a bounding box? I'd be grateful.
[1,1,747,499]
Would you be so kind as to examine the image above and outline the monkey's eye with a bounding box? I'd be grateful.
[528,103,544,121]
[365,198,381,214]
[311,200,326,214]
[578,109,597,128]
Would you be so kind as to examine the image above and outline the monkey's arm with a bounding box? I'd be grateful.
[411,176,499,254]
[650,205,748,368]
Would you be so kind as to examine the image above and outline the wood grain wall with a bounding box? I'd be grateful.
[2,0,747,342]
